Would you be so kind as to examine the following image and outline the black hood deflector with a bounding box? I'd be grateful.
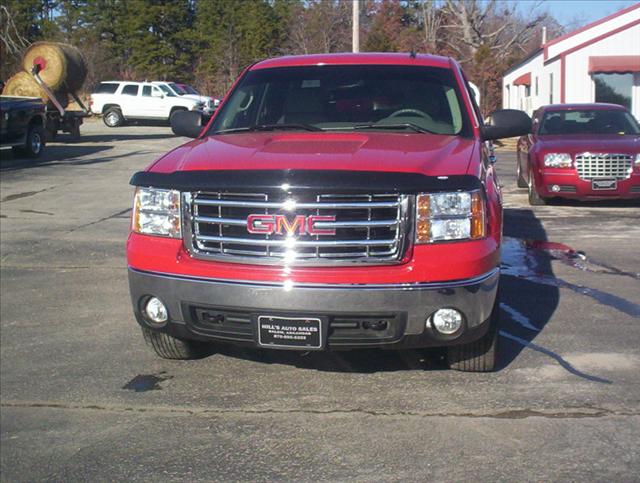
[130,170,482,194]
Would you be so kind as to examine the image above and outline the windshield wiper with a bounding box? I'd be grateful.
[352,123,435,134]
[214,123,322,134]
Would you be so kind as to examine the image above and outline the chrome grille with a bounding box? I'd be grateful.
[575,153,632,181]
[184,192,411,265]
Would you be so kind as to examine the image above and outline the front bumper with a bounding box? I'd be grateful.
[128,267,499,350]
[538,171,640,199]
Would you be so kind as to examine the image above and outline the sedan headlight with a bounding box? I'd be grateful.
[544,153,572,168]
[416,190,485,243]
[132,187,181,238]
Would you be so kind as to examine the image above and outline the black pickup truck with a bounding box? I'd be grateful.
[0,96,47,157]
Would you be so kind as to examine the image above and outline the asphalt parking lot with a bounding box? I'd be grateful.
[1,120,639,481]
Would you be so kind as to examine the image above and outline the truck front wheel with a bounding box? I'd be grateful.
[447,298,499,372]
[141,327,209,360]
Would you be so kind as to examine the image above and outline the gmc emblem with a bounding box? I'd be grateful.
[247,214,336,236]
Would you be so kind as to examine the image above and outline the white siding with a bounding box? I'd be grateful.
[546,6,640,60]
[502,53,543,114]
[564,24,640,118]
[502,6,640,118]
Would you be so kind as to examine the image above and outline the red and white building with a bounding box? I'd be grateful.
[503,3,640,119]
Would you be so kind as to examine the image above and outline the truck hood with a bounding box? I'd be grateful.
[536,134,640,154]
[150,132,477,176]
[181,94,212,104]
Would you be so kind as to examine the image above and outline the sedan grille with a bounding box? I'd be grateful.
[575,153,632,181]
[184,191,411,265]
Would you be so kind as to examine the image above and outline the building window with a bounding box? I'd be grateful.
[549,73,554,104]
[505,85,510,107]
[525,85,531,97]
[593,73,633,110]
[535,77,538,96]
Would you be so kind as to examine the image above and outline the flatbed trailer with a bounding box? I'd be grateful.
[30,64,88,140]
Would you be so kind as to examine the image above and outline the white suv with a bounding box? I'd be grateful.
[152,82,216,117]
[90,81,203,128]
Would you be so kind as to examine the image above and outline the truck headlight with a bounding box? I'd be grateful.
[544,153,572,168]
[416,191,485,243]
[634,153,640,166]
[132,187,181,238]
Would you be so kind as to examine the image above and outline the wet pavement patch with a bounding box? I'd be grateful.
[501,237,640,318]
[122,372,173,392]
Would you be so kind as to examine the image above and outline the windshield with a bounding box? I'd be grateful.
[539,109,640,135]
[208,65,471,136]
[181,84,199,95]
[168,82,188,95]
[157,84,177,97]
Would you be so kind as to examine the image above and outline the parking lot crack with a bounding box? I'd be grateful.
[2,400,638,420]
[66,208,131,234]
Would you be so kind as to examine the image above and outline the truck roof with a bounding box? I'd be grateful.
[251,53,454,70]
[541,103,628,112]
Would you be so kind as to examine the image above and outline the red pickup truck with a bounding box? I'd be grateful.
[127,53,530,371]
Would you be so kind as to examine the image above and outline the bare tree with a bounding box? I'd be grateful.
[0,5,30,58]
[440,0,546,62]
[286,0,351,55]
[419,0,441,53]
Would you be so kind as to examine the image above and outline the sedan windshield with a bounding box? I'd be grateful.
[156,84,177,97]
[181,84,199,95]
[208,65,472,136]
[168,82,188,95]
[539,109,640,135]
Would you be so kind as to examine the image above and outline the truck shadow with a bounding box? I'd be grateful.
[497,208,560,370]
[0,145,147,171]
[546,198,640,208]
[77,132,177,143]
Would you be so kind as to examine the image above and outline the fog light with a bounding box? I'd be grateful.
[550,184,561,192]
[145,297,168,324]
[430,308,463,334]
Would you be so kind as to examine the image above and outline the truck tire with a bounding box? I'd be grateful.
[103,107,124,127]
[69,122,81,140]
[447,298,499,372]
[141,327,208,360]
[528,168,547,206]
[12,125,45,158]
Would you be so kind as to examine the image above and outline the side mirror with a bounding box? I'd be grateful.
[481,109,531,141]
[171,110,203,138]
[151,90,164,98]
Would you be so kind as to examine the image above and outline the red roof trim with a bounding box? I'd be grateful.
[588,55,640,73]
[513,72,531,86]
[544,2,640,48]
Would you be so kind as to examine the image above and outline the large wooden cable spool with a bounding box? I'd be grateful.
[22,42,87,93]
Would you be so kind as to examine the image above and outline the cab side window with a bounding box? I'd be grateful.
[122,84,139,96]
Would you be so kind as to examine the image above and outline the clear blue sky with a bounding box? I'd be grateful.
[537,0,639,27]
